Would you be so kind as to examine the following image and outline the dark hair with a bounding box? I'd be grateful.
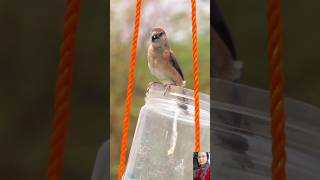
[197,152,209,159]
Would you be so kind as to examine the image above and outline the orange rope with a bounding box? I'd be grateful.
[47,0,80,179]
[191,0,201,152]
[117,0,142,179]
[267,0,287,179]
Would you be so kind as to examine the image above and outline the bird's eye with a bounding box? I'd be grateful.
[151,34,160,42]
[152,35,159,41]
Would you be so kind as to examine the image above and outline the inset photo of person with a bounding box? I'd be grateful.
[193,152,211,180]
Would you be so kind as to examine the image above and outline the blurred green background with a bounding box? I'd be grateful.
[0,0,107,179]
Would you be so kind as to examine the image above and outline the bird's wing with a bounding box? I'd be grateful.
[169,50,184,80]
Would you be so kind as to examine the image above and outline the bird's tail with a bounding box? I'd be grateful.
[177,88,189,114]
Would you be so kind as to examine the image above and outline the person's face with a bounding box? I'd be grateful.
[197,152,207,166]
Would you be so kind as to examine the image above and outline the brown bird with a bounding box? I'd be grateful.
[147,27,186,94]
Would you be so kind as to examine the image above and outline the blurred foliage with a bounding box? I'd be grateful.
[0,0,107,179]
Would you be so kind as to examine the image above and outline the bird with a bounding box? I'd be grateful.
[147,27,186,94]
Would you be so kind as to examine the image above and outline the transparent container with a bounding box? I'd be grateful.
[123,83,210,180]
[212,78,320,180]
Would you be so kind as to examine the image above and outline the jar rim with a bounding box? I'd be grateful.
[145,83,210,125]
[146,83,210,109]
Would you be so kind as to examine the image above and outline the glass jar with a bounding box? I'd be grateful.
[123,83,210,180]
[212,78,320,180]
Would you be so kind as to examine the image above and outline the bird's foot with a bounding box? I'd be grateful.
[146,81,159,94]
[163,83,175,96]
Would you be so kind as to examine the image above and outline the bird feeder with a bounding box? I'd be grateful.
[122,83,210,179]
[212,78,320,180]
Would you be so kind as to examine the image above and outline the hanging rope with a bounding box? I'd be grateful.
[267,0,287,179]
[47,0,81,180]
[117,0,142,179]
[191,0,201,152]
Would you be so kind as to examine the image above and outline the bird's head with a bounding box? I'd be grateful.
[150,27,168,48]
